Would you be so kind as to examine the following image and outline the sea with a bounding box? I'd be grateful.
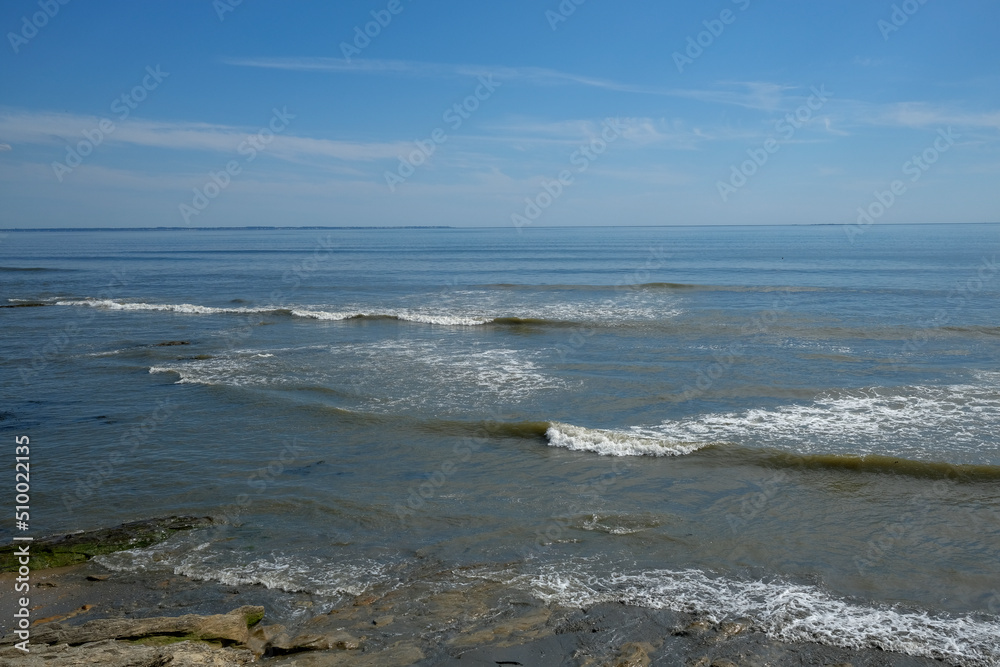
[2,223,999,664]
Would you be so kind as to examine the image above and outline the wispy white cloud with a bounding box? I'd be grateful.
[822,117,851,137]
[852,56,882,68]
[228,56,1000,135]
[669,81,798,111]
[222,57,815,112]
[878,103,1000,131]
[481,117,716,150]
[0,111,409,163]
[615,117,711,148]
[222,56,666,95]
[818,98,1000,133]
[0,143,11,151]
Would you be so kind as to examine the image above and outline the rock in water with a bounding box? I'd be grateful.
[0,639,254,666]
[0,606,263,667]
[0,516,214,572]
[26,605,264,647]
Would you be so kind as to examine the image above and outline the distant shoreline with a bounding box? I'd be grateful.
[0,226,455,232]
[1,221,998,232]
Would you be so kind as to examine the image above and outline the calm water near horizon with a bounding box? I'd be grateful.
[2,224,999,664]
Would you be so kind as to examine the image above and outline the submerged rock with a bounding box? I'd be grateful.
[0,606,262,667]
[26,605,264,647]
[0,516,214,572]
[0,638,254,666]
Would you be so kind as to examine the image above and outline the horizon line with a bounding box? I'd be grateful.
[2,221,999,232]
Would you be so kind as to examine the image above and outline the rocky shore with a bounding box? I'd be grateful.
[1,563,953,666]
[0,519,956,666]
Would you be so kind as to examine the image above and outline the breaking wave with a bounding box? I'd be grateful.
[520,564,1000,666]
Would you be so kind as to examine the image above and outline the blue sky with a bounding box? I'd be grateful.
[1,0,998,228]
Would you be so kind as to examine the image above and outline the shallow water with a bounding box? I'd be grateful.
[2,224,999,663]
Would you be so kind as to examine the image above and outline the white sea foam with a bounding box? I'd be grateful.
[657,382,1000,463]
[56,298,265,315]
[173,553,388,598]
[55,295,682,327]
[550,380,1000,463]
[85,348,129,357]
[290,308,490,326]
[7,296,63,304]
[579,513,664,535]
[57,299,499,326]
[519,565,1000,666]
[335,340,568,412]
[288,308,353,321]
[146,339,565,411]
[96,541,389,600]
[546,422,708,457]
[974,370,1000,384]
[395,311,492,326]
[149,351,281,387]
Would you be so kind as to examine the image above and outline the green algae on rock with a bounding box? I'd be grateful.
[0,516,214,572]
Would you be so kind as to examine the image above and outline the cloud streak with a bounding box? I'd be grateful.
[0,111,410,163]
[222,56,665,94]
[878,103,1000,131]
[817,99,1000,137]
[222,57,814,111]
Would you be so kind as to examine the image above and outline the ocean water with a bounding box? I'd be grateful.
[2,224,999,664]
